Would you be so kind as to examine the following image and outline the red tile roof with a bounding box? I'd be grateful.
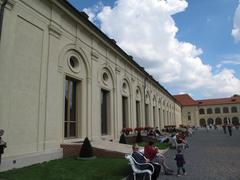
[174,94,198,106]
[174,94,240,106]
[196,95,240,106]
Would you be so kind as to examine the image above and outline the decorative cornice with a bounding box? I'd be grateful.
[48,24,62,39]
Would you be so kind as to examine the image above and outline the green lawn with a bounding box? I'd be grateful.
[0,157,130,180]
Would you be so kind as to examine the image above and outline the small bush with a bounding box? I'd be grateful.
[119,133,126,144]
[79,137,94,158]
[135,131,142,143]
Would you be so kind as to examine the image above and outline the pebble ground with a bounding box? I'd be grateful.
[158,129,240,180]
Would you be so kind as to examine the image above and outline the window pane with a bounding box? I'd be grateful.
[122,96,128,128]
[145,104,149,126]
[70,123,76,137]
[136,101,140,127]
[70,81,77,122]
[101,90,109,135]
[64,122,68,138]
[64,77,78,138]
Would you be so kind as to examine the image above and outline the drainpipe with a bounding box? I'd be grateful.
[0,0,8,41]
[143,78,146,126]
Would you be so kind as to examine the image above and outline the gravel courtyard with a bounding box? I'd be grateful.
[158,128,240,180]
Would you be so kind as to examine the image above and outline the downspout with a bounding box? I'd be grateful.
[143,78,146,126]
[0,0,8,41]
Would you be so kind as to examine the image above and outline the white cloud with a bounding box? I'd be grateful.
[86,0,240,98]
[83,2,104,22]
[232,1,240,42]
[220,54,240,65]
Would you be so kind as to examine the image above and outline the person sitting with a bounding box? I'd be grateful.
[132,144,160,180]
[144,141,174,175]
[147,129,156,137]
[154,127,162,136]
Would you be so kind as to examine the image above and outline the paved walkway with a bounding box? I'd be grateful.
[158,129,240,180]
[91,139,167,155]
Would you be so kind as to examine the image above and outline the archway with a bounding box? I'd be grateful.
[207,118,214,125]
[232,117,239,125]
[199,119,206,127]
[215,118,222,125]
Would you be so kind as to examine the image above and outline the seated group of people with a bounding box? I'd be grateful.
[132,142,174,180]
[147,127,162,137]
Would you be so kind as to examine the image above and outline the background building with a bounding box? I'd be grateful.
[175,94,240,127]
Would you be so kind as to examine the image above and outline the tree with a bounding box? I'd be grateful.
[79,137,94,158]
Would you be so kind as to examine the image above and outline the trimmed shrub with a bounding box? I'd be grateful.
[135,131,142,143]
[79,137,94,158]
[119,133,126,144]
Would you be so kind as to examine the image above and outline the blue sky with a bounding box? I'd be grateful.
[69,0,240,99]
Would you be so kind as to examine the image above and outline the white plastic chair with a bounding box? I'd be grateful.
[125,154,154,180]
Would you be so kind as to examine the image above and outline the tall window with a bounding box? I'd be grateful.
[215,107,220,114]
[158,108,161,128]
[136,101,140,127]
[153,106,156,127]
[145,104,149,126]
[64,77,78,138]
[101,89,110,135]
[122,96,128,128]
[187,112,191,121]
[163,110,166,125]
[223,107,229,113]
[199,108,205,114]
[207,108,213,114]
[231,106,237,113]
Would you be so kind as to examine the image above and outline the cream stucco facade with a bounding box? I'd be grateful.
[197,104,240,127]
[0,0,182,171]
[177,96,240,128]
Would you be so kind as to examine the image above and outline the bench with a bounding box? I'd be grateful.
[125,154,154,180]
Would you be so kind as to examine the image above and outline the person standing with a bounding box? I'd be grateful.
[227,124,232,136]
[222,124,227,134]
[174,149,186,176]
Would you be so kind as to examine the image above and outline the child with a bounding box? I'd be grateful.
[174,149,186,176]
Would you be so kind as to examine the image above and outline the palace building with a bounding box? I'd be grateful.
[1,0,239,172]
[0,0,182,171]
[175,94,240,127]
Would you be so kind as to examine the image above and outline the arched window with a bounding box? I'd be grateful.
[199,109,205,114]
[223,107,229,113]
[215,107,220,114]
[232,117,239,125]
[207,118,214,125]
[215,118,222,125]
[207,108,213,114]
[223,117,229,124]
[231,106,238,113]
[199,119,206,127]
